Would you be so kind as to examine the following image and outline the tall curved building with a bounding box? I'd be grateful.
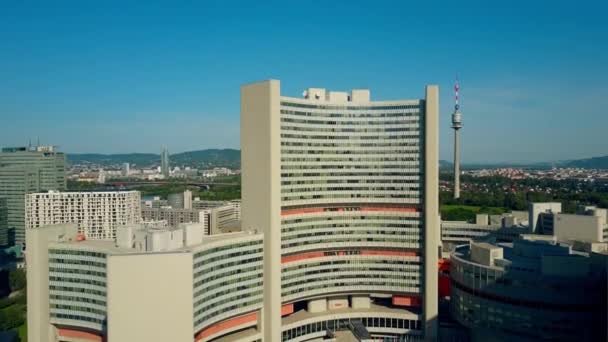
[242,80,439,341]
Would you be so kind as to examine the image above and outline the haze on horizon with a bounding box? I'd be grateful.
[1,1,607,164]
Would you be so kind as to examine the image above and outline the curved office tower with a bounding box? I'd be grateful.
[242,81,439,341]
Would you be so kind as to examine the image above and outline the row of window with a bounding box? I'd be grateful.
[282,193,421,202]
[281,157,420,163]
[282,214,421,223]
[49,258,106,269]
[195,256,263,277]
[281,117,419,126]
[281,141,420,148]
[194,272,262,302]
[283,280,420,297]
[194,247,262,268]
[281,237,421,249]
[49,249,107,259]
[283,257,420,271]
[282,317,422,340]
[50,285,105,296]
[279,102,421,111]
[50,312,104,325]
[282,266,420,282]
[49,267,105,278]
[281,149,421,156]
[194,265,262,297]
[282,230,423,243]
[281,134,421,141]
[50,276,106,287]
[50,303,105,316]
[282,164,420,170]
[282,179,420,187]
[194,296,262,328]
[193,240,262,261]
[281,125,420,133]
[50,294,106,306]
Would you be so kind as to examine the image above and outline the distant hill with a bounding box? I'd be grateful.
[560,156,608,169]
[67,153,158,166]
[67,151,608,170]
[68,149,240,168]
[171,149,240,168]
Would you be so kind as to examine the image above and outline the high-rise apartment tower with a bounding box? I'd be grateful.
[241,80,440,341]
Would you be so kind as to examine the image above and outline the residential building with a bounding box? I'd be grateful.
[450,236,607,341]
[141,208,209,234]
[25,191,141,240]
[0,146,66,245]
[142,199,239,235]
[142,196,168,208]
[241,81,439,341]
[26,223,264,342]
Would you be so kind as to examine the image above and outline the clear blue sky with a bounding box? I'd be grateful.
[1,1,607,163]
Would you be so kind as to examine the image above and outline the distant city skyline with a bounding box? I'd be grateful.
[1,1,607,163]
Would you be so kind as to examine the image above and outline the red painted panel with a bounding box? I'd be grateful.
[281,303,294,316]
[361,207,419,213]
[392,295,421,307]
[439,274,451,297]
[57,328,103,342]
[195,312,258,341]
[281,251,325,263]
[282,250,419,264]
[438,258,450,272]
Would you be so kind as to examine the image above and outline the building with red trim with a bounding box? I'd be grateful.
[241,81,440,341]
[26,222,264,342]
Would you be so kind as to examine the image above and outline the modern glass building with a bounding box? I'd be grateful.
[0,146,66,245]
[241,80,440,341]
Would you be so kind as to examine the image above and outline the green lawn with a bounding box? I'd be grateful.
[440,204,506,221]
[17,322,26,341]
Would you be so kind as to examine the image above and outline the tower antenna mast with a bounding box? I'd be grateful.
[451,77,463,199]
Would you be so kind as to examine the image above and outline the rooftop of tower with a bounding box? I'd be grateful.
[302,88,371,103]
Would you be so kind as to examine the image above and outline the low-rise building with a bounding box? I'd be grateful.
[27,223,264,342]
[450,236,607,341]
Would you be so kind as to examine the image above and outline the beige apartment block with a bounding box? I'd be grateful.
[26,191,141,240]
